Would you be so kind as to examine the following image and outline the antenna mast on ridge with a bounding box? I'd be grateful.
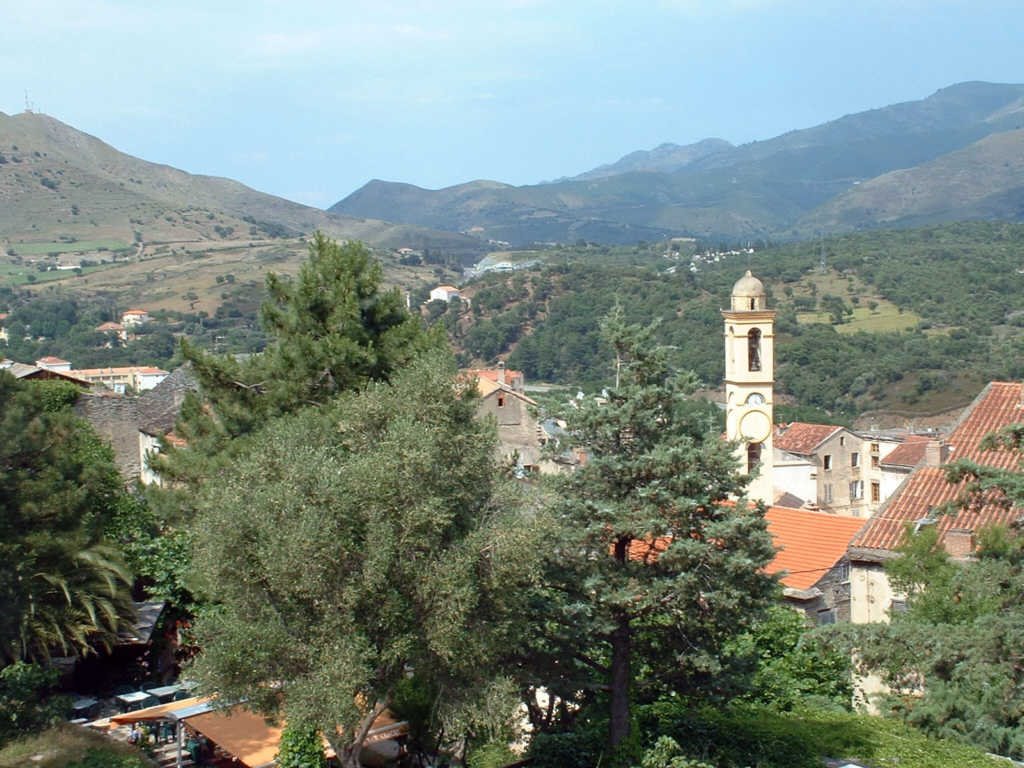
[24,90,34,113]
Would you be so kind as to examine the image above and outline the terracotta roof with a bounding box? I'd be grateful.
[475,376,537,405]
[36,355,70,365]
[774,422,842,454]
[96,321,124,331]
[624,504,865,592]
[464,367,524,385]
[880,435,931,468]
[765,506,865,590]
[852,382,1024,553]
[123,308,148,315]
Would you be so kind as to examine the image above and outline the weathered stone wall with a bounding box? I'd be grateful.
[75,393,141,481]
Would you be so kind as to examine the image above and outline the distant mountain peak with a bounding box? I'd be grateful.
[571,137,733,181]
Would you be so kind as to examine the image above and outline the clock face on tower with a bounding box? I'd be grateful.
[745,392,765,405]
[739,409,771,443]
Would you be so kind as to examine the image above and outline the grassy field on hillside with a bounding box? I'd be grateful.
[7,240,129,255]
[798,303,921,333]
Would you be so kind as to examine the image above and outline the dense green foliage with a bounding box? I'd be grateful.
[276,724,326,768]
[724,605,852,711]
[0,663,68,746]
[188,353,543,768]
[532,310,776,756]
[845,522,1024,758]
[529,702,1002,768]
[0,374,133,663]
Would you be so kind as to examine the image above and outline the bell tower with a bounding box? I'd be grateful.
[722,270,775,504]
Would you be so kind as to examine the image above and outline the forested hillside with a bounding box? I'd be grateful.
[434,221,1024,419]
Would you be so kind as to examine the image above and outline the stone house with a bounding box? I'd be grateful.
[773,422,902,517]
[848,381,1024,624]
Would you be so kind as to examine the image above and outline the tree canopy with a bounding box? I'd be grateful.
[187,352,544,768]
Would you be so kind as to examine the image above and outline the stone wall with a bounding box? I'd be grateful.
[75,393,141,481]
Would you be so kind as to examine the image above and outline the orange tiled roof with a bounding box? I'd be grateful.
[36,355,70,365]
[95,321,125,331]
[464,367,524,385]
[852,382,1024,553]
[625,504,865,591]
[123,308,148,315]
[765,506,865,590]
[880,435,931,468]
[774,422,842,454]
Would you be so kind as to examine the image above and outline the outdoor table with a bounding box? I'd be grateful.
[71,696,97,715]
[146,684,181,702]
[116,690,155,711]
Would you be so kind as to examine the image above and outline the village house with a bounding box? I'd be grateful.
[35,354,73,372]
[95,320,129,343]
[429,285,461,303]
[847,381,1024,623]
[121,308,150,326]
[773,423,903,517]
[465,364,575,475]
[845,381,1024,703]
[72,365,169,394]
[0,312,8,343]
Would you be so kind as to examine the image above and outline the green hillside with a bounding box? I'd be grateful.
[428,222,1024,420]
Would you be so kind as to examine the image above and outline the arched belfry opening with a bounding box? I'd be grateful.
[747,441,762,473]
[748,328,762,372]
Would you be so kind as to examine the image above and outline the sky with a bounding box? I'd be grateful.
[2,0,1023,208]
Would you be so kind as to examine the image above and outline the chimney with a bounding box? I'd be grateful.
[943,528,975,559]
[924,440,947,467]
[497,360,506,386]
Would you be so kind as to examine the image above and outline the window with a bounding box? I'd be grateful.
[836,561,850,582]
[851,452,860,468]
[871,481,881,503]
[824,483,833,503]
[890,599,908,615]
[747,441,762,473]
[850,480,864,500]
[871,455,879,469]
[870,442,879,454]
[747,328,762,372]
[839,436,845,447]
[497,394,505,407]
[823,454,832,471]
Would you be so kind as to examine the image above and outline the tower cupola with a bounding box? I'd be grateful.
[730,270,766,311]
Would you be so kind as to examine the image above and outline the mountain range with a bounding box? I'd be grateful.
[331,81,1024,245]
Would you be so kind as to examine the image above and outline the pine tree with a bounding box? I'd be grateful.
[538,309,777,755]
